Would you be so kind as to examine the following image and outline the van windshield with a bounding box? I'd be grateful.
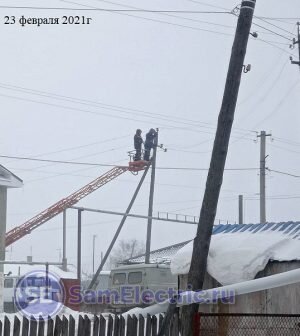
[113,273,126,285]
[128,272,142,284]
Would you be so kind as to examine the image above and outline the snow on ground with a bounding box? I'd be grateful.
[0,304,96,336]
[123,302,169,318]
[0,302,94,322]
[171,232,300,285]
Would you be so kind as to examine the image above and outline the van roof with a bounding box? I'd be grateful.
[111,263,171,271]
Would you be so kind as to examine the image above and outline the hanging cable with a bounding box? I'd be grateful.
[0,5,230,13]
[0,154,260,171]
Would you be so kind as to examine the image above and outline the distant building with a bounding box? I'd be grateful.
[121,240,190,265]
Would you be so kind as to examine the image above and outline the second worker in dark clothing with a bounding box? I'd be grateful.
[134,129,143,161]
[143,128,157,161]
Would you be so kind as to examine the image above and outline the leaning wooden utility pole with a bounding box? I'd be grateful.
[181,1,257,335]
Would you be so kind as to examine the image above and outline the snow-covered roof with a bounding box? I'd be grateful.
[123,222,300,285]
[124,222,300,265]
[112,263,171,271]
[0,165,23,188]
[171,222,300,285]
[213,221,300,236]
[122,240,191,265]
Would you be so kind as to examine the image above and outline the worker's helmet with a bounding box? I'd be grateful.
[136,129,142,135]
[149,128,155,133]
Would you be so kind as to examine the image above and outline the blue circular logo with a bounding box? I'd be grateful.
[14,270,64,319]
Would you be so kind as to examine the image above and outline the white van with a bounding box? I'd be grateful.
[109,264,178,310]
[82,271,110,291]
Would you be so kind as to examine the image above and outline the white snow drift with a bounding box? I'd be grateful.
[171,231,300,285]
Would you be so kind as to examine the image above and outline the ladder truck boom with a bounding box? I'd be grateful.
[5,166,128,247]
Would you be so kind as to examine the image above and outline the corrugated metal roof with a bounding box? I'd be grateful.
[121,240,192,265]
[123,222,300,265]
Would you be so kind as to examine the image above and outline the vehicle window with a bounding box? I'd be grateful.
[25,277,46,287]
[128,272,142,284]
[4,278,14,288]
[113,273,126,285]
[35,277,46,287]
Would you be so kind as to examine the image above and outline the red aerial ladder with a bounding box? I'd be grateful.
[5,161,147,247]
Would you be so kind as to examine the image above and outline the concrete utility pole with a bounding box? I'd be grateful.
[0,187,7,313]
[257,131,271,223]
[290,22,300,67]
[62,210,67,271]
[179,2,257,335]
[145,129,158,264]
[77,209,83,283]
[239,195,244,224]
[92,234,97,275]
[88,163,151,290]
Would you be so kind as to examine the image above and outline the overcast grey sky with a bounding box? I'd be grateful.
[1,0,300,274]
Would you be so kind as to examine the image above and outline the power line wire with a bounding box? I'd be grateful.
[81,0,235,30]
[0,83,217,131]
[252,21,293,42]
[0,85,256,139]
[237,51,287,108]
[267,168,300,178]
[2,3,295,44]
[246,196,300,200]
[231,10,295,43]
[237,58,289,126]
[24,158,126,183]
[7,167,97,179]
[12,134,130,161]
[0,154,259,171]
[183,0,230,12]
[0,84,231,133]
[269,143,300,155]
[157,167,259,171]
[257,16,300,21]
[257,39,292,46]
[186,0,297,41]
[22,146,128,175]
[236,22,299,125]
[256,37,296,56]
[252,77,300,129]
[61,0,233,36]
[167,147,211,154]
[253,15,297,37]
[0,5,230,13]
[83,0,298,45]
[0,92,217,136]
[273,137,300,148]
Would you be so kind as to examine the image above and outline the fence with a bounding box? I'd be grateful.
[0,312,179,336]
[193,313,300,336]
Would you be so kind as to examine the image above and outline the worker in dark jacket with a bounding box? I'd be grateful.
[143,128,157,161]
[134,129,143,161]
